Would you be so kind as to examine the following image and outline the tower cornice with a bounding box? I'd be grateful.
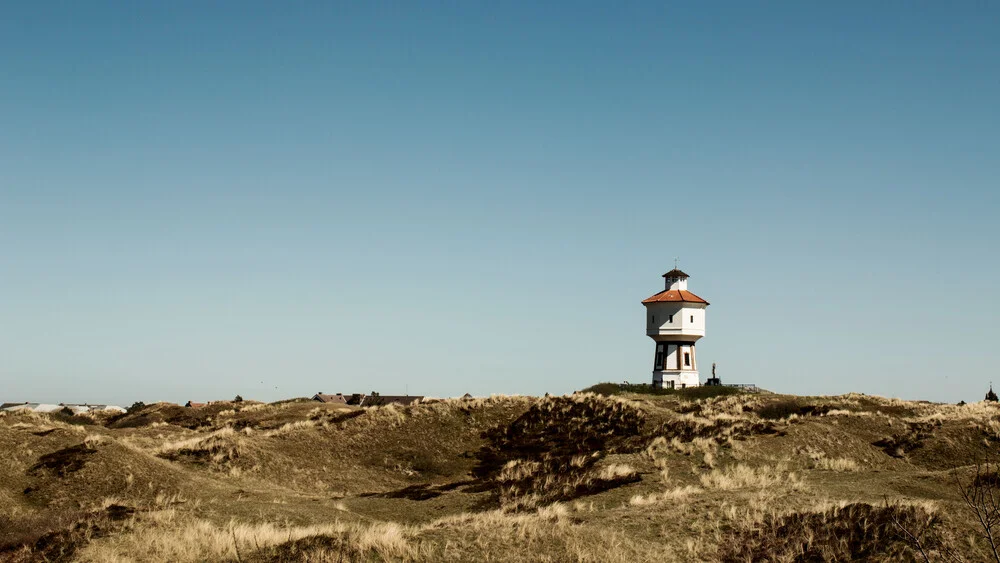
[641,289,709,305]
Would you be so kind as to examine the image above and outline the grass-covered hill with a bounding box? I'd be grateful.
[3,388,1000,561]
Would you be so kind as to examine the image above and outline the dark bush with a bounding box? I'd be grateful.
[757,400,802,420]
[875,433,927,458]
[720,503,942,562]
[580,383,623,396]
[472,396,645,508]
[474,396,644,479]
[654,416,777,444]
[28,444,97,478]
[675,386,745,400]
[49,411,95,427]
[243,535,368,563]
[874,422,935,458]
[581,382,744,400]
[0,506,133,562]
[757,401,831,420]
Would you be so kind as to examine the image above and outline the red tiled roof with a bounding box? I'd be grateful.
[641,289,709,305]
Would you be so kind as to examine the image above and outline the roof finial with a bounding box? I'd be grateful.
[674,257,679,270]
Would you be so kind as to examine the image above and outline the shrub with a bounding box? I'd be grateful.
[50,410,96,427]
[699,463,802,490]
[719,503,942,562]
[675,386,745,400]
[580,383,623,396]
[473,395,645,509]
[581,382,745,400]
[757,401,800,420]
[28,444,97,477]
[873,422,934,458]
[0,506,130,561]
[757,401,831,420]
[652,415,777,445]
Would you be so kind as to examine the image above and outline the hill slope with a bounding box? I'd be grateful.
[2,391,998,561]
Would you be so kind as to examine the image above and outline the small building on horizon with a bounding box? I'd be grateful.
[1,402,124,414]
[312,392,348,405]
[311,392,424,407]
[361,394,423,407]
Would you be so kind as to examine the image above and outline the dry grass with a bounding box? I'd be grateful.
[154,427,246,467]
[699,463,804,491]
[78,513,419,562]
[814,457,861,472]
[629,485,703,505]
[6,391,1000,561]
[718,502,945,562]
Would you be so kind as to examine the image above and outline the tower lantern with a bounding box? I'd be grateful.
[641,268,709,389]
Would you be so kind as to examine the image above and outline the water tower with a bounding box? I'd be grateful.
[641,268,709,388]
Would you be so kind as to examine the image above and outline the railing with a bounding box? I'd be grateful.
[725,384,760,393]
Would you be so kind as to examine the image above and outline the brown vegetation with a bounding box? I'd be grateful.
[3,391,1000,561]
[471,395,644,509]
[720,502,942,562]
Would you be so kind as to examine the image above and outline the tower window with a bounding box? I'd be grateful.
[690,315,694,322]
[651,315,654,323]
[684,353,691,367]
[668,315,673,323]
[654,344,664,370]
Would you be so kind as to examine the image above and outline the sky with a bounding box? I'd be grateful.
[1,2,998,406]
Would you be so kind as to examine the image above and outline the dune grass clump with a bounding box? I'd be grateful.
[240,521,415,563]
[874,422,936,458]
[473,395,644,509]
[0,505,133,563]
[75,515,419,563]
[494,456,640,511]
[629,485,702,506]
[699,463,803,491]
[28,444,98,478]
[757,400,831,421]
[653,413,777,446]
[155,427,244,467]
[814,457,861,472]
[719,502,942,562]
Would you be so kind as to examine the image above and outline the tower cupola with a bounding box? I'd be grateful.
[662,269,689,291]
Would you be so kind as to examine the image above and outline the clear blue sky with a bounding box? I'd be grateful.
[1,2,998,406]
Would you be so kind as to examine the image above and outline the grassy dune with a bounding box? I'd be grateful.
[2,390,1000,561]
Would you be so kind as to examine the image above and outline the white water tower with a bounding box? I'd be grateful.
[642,268,709,388]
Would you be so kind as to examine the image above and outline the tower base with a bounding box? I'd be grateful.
[653,370,700,389]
